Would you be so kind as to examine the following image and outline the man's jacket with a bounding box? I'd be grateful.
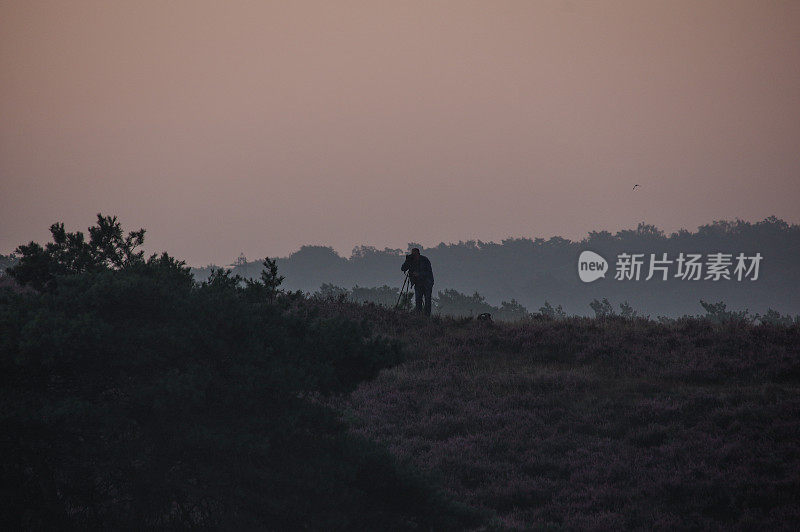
[401,255,434,288]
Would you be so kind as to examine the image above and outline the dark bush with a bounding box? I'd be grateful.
[0,218,479,529]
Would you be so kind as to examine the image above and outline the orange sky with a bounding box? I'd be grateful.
[2,1,799,265]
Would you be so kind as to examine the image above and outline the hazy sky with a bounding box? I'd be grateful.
[2,1,799,265]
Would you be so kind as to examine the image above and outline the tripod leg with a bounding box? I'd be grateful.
[395,275,408,309]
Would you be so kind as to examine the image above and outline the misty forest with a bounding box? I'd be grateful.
[190,216,800,321]
[1,214,798,529]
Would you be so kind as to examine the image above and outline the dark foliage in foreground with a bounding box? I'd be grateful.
[0,217,479,529]
[5,215,799,529]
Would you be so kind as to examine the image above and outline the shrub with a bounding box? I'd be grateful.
[590,297,615,318]
[0,217,479,529]
[757,308,798,326]
[699,299,754,323]
[539,301,568,320]
[619,300,639,319]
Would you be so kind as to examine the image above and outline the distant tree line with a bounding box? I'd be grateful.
[194,217,800,318]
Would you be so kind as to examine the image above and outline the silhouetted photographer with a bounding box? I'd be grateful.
[401,247,434,316]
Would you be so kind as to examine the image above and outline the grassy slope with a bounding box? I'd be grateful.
[322,304,800,529]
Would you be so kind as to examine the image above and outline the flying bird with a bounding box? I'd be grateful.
[632,184,640,190]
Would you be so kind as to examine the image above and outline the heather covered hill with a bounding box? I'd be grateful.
[196,217,800,318]
[314,304,800,529]
[4,215,799,529]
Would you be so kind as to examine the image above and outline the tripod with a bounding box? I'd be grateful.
[395,272,411,309]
